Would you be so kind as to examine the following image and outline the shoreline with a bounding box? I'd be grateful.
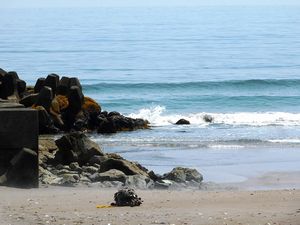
[1,186,299,225]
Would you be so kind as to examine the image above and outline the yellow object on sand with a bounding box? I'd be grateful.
[96,205,114,209]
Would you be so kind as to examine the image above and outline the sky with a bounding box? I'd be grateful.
[1,0,300,8]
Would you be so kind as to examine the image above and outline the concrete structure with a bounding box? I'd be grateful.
[0,105,39,188]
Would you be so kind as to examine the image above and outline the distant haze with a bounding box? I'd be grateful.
[1,0,300,8]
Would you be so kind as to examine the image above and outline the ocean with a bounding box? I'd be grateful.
[1,6,300,186]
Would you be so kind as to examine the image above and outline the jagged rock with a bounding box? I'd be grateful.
[163,167,203,183]
[4,148,38,188]
[82,96,101,114]
[175,118,190,125]
[148,170,162,182]
[99,158,149,177]
[125,175,154,189]
[16,79,26,98]
[45,73,59,94]
[89,169,126,183]
[0,71,18,99]
[154,180,173,189]
[33,105,58,134]
[82,165,99,174]
[56,76,70,95]
[69,77,82,90]
[34,77,45,93]
[203,114,214,123]
[97,114,148,134]
[35,86,53,112]
[0,68,7,76]
[19,93,38,107]
[54,132,104,165]
[69,162,80,170]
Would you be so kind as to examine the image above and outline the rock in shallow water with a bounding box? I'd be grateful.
[175,118,190,125]
[163,167,203,183]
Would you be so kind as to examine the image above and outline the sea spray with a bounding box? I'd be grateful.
[128,105,300,127]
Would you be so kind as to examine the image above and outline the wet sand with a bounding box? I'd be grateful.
[0,186,299,225]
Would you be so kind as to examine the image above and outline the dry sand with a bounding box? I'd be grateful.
[0,186,299,225]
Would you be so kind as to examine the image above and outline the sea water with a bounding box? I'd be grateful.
[1,6,300,185]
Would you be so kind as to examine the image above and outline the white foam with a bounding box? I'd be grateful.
[268,139,300,143]
[128,105,300,127]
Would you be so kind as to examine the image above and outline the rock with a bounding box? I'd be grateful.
[97,114,148,134]
[88,155,108,166]
[19,94,38,107]
[16,79,26,98]
[125,175,154,189]
[33,105,59,134]
[56,76,70,95]
[35,86,53,112]
[54,132,104,165]
[0,68,7,76]
[69,77,82,90]
[59,173,79,186]
[55,95,69,111]
[45,74,59,94]
[163,167,203,183]
[108,111,121,117]
[148,170,162,182]
[82,166,99,174]
[175,118,190,125]
[203,114,213,123]
[99,158,149,177]
[4,148,39,188]
[89,169,126,183]
[0,71,18,99]
[34,77,45,93]
[63,86,84,129]
[69,162,80,170]
[82,96,101,114]
[154,180,173,189]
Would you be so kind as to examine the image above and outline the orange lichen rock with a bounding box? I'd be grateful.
[82,96,101,113]
[32,105,44,110]
[55,95,69,111]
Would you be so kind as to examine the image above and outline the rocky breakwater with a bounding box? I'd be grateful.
[40,132,203,189]
[0,68,150,134]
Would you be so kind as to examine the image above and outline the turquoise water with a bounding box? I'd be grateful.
[1,6,300,184]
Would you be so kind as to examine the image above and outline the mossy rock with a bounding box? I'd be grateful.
[82,96,101,113]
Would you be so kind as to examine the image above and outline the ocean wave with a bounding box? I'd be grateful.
[128,105,300,127]
[82,79,300,91]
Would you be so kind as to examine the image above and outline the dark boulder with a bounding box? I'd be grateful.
[33,105,59,134]
[69,77,82,90]
[99,158,149,177]
[0,68,7,77]
[4,148,38,188]
[89,169,127,183]
[54,132,104,165]
[175,118,190,125]
[203,114,214,123]
[19,93,39,107]
[45,74,59,94]
[34,77,45,93]
[35,86,53,112]
[0,71,18,99]
[97,114,149,134]
[56,76,70,95]
[163,167,203,183]
[16,79,26,98]
[67,86,84,114]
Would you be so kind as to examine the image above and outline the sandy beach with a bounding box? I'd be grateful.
[0,186,299,225]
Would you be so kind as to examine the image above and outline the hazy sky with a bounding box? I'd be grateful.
[1,0,300,8]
